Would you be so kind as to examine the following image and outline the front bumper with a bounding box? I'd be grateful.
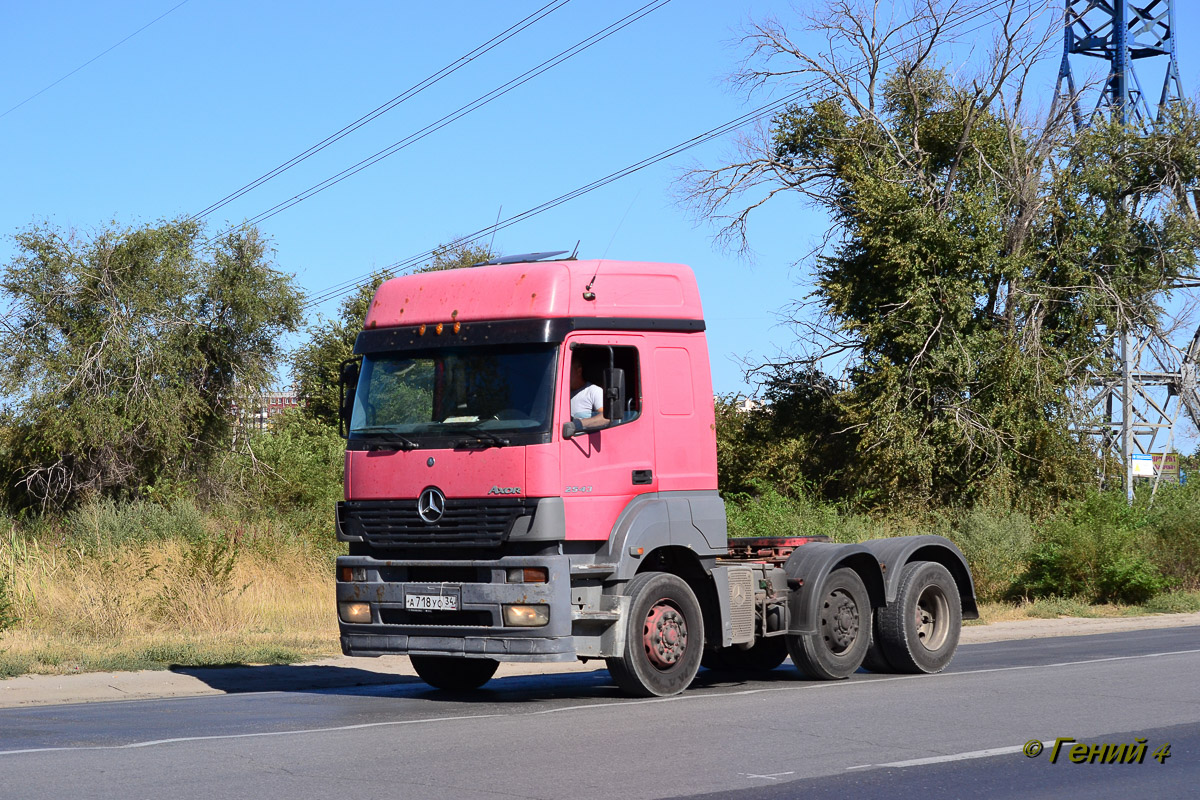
[336,552,576,662]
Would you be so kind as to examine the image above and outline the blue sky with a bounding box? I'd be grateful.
[3,0,1200,424]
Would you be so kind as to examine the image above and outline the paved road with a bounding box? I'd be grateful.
[1,627,1197,799]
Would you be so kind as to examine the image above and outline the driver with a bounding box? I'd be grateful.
[569,359,607,430]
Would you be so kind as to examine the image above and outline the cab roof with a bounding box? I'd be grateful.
[363,260,704,329]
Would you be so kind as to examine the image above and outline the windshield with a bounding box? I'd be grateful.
[349,344,558,443]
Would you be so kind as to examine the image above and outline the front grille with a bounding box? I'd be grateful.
[379,608,494,627]
[403,566,485,583]
[339,498,537,548]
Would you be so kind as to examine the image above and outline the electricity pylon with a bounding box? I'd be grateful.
[1057,0,1200,498]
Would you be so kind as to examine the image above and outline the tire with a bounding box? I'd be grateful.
[606,572,704,697]
[786,567,871,680]
[876,561,962,674]
[702,637,789,673]
[860,617,894,673]
[409,655,499,691]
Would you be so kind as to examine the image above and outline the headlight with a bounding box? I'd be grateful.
[339,602,371,623]
[502,604,549,627]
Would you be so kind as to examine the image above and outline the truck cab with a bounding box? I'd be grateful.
[335,257,977,696]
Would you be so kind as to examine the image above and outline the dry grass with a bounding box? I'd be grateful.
[970,590,1200,625]
[0,534,339,677]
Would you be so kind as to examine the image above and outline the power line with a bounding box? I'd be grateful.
[188,0,573,222]
[205,0,673,244]
[300,0,1017,312]
[1,0,191,121]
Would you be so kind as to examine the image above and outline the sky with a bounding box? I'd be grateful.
[3,0,1200,445]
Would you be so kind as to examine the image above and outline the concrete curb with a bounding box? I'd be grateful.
[3,612,1198,709]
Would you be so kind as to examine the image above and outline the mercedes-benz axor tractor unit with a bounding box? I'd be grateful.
[334,255,978,696]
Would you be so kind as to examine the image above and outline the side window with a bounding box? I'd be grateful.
[568,345,641,426]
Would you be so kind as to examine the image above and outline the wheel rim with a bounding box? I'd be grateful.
[914,584,950,651]
[820,588,860,654]
[643,599,688,669]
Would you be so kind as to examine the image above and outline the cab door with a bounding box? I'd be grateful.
[558,334,655,541]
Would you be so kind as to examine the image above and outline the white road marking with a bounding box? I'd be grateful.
[737,772,796,781]
[847,742,1055,770]
[0,714,504,756]
[1,648,1198,757]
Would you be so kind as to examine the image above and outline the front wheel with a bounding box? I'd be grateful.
[876,561,961,674]
[786,567,871,680]
[409,655,500,691]
[606,572,704,697]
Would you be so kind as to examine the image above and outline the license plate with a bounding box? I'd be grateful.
[405,594,459,611]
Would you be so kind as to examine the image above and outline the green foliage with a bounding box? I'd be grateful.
[63,497,207,553]
[715,367,855,500]
[292,240,494,428]
[291,273,391,429]
[1140,590,1200,614]
[686,6,1200,511]
[0,220,303,510]
[725,483,841,539]
[234,410,344,512]
[1144,483,1200,591]
[1019,596,1101,619]
[1019,492,1166,604]
[721,481,1196,606]
[945,506,1035,602]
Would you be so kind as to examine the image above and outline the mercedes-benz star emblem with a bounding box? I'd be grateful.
[417,487,446,524]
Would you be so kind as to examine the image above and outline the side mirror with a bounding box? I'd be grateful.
[338,358,361,438]
[603,367,626,423]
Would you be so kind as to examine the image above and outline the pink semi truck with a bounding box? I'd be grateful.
[334,255,977,696]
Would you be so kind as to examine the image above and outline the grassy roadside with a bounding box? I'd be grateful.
[0,505,342,679]
[971,592,1200,625]
[1,482,1198,680]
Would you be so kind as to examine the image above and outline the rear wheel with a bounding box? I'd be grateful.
[861,618,894,673]
[702,637,789,673]
[786,567,870,680]
[409,655,499,691]
[876,561,961,674]
[606,572,704,697]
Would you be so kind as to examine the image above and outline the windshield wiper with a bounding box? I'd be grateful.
[455,430,511,450]
[353,427,420,450]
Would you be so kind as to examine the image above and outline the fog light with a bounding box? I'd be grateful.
[503,604,549,627]
[506,567,548,584]
[339,602,371,623]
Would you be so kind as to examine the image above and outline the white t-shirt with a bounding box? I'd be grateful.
[571,383,604,419]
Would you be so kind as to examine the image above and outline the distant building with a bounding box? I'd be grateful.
[239,390,301,430]
[260,391,300,418]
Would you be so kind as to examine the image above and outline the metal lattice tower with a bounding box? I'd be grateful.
[1057,0,1200,497]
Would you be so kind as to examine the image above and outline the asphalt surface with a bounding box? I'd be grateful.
[1,626,1197,799]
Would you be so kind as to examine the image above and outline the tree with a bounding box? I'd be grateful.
[291,239,495,427]
[0,220,303,509]
[681,1,1200,509]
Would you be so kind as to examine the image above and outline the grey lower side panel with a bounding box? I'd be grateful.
[341,634,578,661]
